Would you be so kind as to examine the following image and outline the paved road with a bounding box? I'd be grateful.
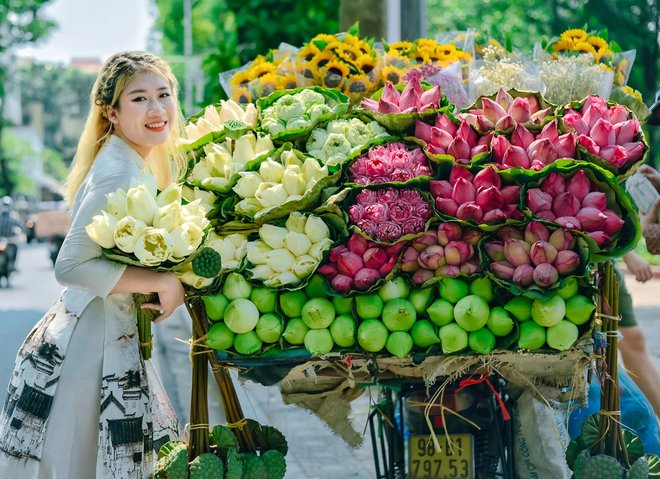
[1,243,659,478]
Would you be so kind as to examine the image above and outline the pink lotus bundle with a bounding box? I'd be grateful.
[400,223,482,285]
[460,88,552,133]
[489,120,577,170]
[361,76,442,114]
[486,222,581,288]
[415,115,492,163]
[562,95,645,169]
[317,233,406,293]
[348,187,433,243]
[348,142,433,185]
[430,165,523,223]
[526,170,625,246]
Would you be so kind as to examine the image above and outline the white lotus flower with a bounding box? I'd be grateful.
[86,211,118,249]
[254,183,288,208]
[304,215,330,243]
[249,264,275,281]
[264,271,299,287]
[152,203,181,232]
[307,237,333,261]
[281,168,306,196]
[284,232,312,256]
[233,171,263,198]
[155,183,182,207]
[133,227,174,266]
[292,254,318,279]
[259,224,288,249]
[306,129,329,152]
[169,222,204,259]
[259,159,285,183]
[126,184,159,225]
[285,212,307,234]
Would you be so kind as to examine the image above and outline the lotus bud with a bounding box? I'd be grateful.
[435,197,459,216]
[475,115,495,131]
[331,274,354,293]
[533,263,559,287]
[285,212,307,234]
[452,178,476,204]
[587,231,611,246]
[436,114,459,135]
[539,173,565,196]
[576,207,607,231]
[264,248,297,273]
[86,211,118,249]
[379,254,397,276]
[292,255,319,279]
[459,259,481,275]
[412,269,434,285]
[530,240,558,266]
[491,261,515,281]
[284,232,312,256]
[535,210,556,221]
[413,232,439,251]
[485,241,506,261]
[363,247,388,270]
[449,165,474,184]
[302,157,328,183]
[555,216,582,230]
[419,245,446,269]
[562,110,590,136]
[255,182,288,208]
[502,145,530,169]
[582,105,607,129]
[354,268,382,290]
[456,202,484,222]
[255,134,274,154]
[530,107,553,124]
[456,121,478,147]
[549,228,576,251]
[602,210,625,236]
[414,120,433,143]
[401,247,420,272]
[387,241,407,258]
[281,169,306,196]
[527,138,557,167]
[590,118,616,148]
[304,215,330,243]
[554,133,577,159]
[348,234,369,256]
[308,238,333,262]
[581,192,607,211]
[444,241,473,266]
[246,240,271,265]
[537,120,559,142]
[504,238,531,266]
[607,104,628,124]
[473,166,502,191]
[447,137,471,161]
[498,227,524,241]
[317,263,338,278]
[430,180,453,199]
[554,250,580,274]
[258,158,285,183]
[553,191,581,217]
[482,97,508,123]
[614,119,639,145]
[436,223,463,246]
[462,229,482,246]
[495,115,517,131]
[250,264,275,281]
[600,145,628,168]
[491,135,511,162]
[577,135,600,156]
[511,125,535,149]
[512,264,535,287]
[509,97,531,123]
[622,142,645,163]
[258,225,288,250]
[436,264,460,278]
[280,150,302,167]
[495,88,514,109]
[337,251,364,277]
[500,185,521,204]
[476,186,504,211]
[503,204,523,221]
[471,144,489,158]
[527,188,553,212]
[329,245,348,262]
[524,222,550,244]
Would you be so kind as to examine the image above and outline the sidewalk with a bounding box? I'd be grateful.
[154,271,660,479]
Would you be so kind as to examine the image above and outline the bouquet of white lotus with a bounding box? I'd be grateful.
[86,173,223,359]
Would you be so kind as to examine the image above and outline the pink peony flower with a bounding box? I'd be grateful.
[376,221,403,242]
[402,217,427,235]
[356,219,377,237]
[356,189,379,206]
[377,187,400,204]
[363,203,389,223]
[389,199,415,224]
[348,204,365,223]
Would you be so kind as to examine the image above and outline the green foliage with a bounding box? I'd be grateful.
[0,133,36,196]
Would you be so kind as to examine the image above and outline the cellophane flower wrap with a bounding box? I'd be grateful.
[86,174,224,359]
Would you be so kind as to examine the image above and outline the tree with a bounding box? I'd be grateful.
[0,0,55,195]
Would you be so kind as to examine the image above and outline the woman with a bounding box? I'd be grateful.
[638,164,660,252]
[0,51,186,478]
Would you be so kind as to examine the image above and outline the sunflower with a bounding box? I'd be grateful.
[297,62,321,84]
[230,70,252,86]
[381,64,407,85]
[336,45,362,63]
[298,43,321,62]
[552,37,575,52]
[311,33,338,45]
[322,60,350,89]
[595,47,614,64]
[257,73,278,97]
[341,33,361,47]
[388,41,413,55]
[324,40,345,55]
[435,43,458,57]
[277,73,298,90]
[574,41,596,55]
[246,61,277,79]
[355,54,378,76]
[232,87,253,104]
[344,73,375,97]
[416,38,439,51]
[560,28,588,42]
[309,51,335,72]
[410,50,432,64]
[355,40,372,56]
[456,50,472,61]
[587,35,608,51]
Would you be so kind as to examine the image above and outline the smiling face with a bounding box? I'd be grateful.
[106,72,175,158]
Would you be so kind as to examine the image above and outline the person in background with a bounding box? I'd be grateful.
[0,51,186,478]
[0,196,25,273]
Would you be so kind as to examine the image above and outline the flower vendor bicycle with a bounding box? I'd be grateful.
[367,374,515,479]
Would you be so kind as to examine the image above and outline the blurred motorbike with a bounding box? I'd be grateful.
[0,236,18,287]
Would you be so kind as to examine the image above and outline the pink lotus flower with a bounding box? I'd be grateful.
[377,188,400,204]
[419,245,445,269]
[513,264,535,287]
[599,145,628,168]
[530,241,558,266]
[435,197,459,216]
[608,105,628,124]
[430,180,453,198]
[548,228,576,251]
[555,216,582,230]
[461,229,483,246]
[356,219,377,237]
[491,261,515,281]
[444,241,473,266]
[361,77,442,114]
[554,133,577,159]
[452,177,476,204]
[436,264,461,278]
[482,209,506,224]
[401,247,420,272]
[502,145,531,169]
[525,222,550,244]
[354,268,382,290]
[436,223,463,246]
[511,125,535,149]
[449,165,474,184]
[376,221,404,242]
[363,203,389,223]
[577,135,600,156]
[498,226,524,241]
[590,118,616,148]
[576,207,607,230]
[364,247,388,270]
[380,256,397,275]
[566,171,590,202]
[602,209,625,236]
[536,210,556,221]
[540,172,566,195]
[331,274,354,293]
[504,238,531,267]
[553,250,580,274]
[614,120,639,144]
[500,185,521,204]
[356,189,379,205]
[485,241,506,261]
[456,202,484,222]
[459,260,481,275]
[402,217,427,235]
[317,263,338,278]
[581,192,607,211]
[412,232,438,251]
[528,188,553,212]
[329,245,348,262]
[587,231,611,246]
[412,269,434,285]
[533,263,559,287]
[474,166,502,191]
[553,192,581,217]
[563,110,589,136]
[492,135,511,162]
[337,251,364,277]
[476,186,504,211]
[388,200,415,224]
[348,234,369,256]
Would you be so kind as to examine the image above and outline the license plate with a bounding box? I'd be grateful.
[408,433,474,479]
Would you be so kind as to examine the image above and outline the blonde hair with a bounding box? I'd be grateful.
[65,51,186,205]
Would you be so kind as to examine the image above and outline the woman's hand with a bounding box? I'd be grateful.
[638,164,660,192]
[140,272,185,322]
[623,251,653,283]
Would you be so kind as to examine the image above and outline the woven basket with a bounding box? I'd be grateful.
[646,224,660,255]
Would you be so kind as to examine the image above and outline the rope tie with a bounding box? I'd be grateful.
[226,418,248,430]
[456,373,511,421]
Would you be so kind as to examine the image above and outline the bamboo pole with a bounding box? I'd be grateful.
[188,302,210,461]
